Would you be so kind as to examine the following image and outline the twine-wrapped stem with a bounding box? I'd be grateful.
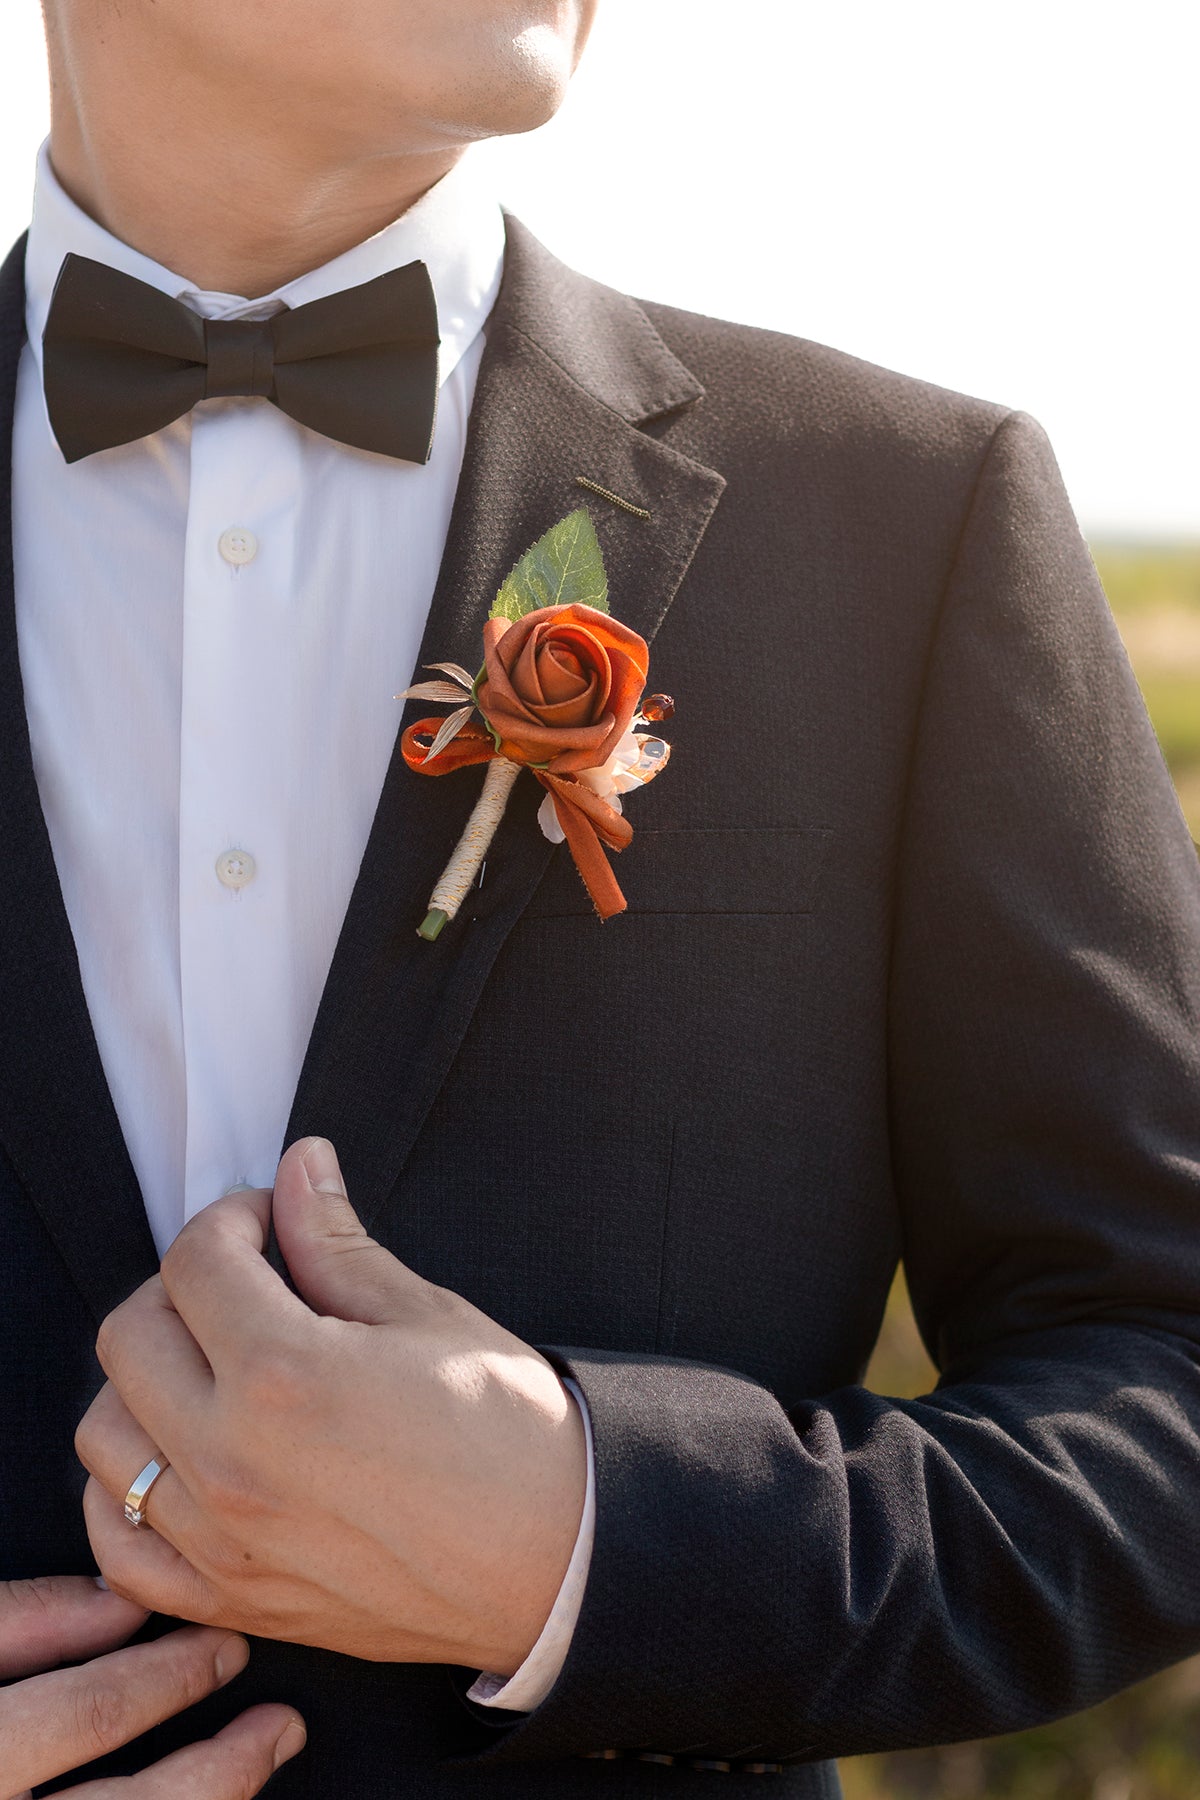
[418,756,522,941]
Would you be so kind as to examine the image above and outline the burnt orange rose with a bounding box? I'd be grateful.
[475,603,649,776]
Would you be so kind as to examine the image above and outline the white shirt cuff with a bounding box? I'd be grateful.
[466,1375,595,1713]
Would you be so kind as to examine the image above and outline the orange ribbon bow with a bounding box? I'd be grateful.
[401,716,633,920]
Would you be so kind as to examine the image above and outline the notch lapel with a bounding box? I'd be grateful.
[0,237,158,1323]
[284,220,726,1229]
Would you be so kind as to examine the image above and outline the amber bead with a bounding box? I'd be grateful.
[640,693,675,721]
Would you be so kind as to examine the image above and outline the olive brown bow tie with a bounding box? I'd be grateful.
[42,252,441,465]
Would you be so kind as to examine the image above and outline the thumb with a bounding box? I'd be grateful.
[271,1137,426,1324]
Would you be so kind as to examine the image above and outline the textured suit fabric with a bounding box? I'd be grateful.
[2,213,1200,1798]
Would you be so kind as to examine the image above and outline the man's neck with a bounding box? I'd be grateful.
[47,112,464,299]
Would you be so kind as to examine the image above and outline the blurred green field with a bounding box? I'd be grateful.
[840,543,1200,1799]
[1099,544,1200,838]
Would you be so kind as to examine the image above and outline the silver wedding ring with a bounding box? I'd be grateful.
[123,1456,169,1528]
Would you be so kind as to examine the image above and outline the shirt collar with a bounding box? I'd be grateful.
[23,138,506,391]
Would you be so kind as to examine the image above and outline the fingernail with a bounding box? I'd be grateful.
[214,1634,250,1687]
[301,1137,343,1195]
[92,1574,110,1591]
[273,1718,307,1769]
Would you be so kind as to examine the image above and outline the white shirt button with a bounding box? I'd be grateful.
[215,849,257,890]
[218,527,259,567]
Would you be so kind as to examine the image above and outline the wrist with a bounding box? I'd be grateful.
[472,1371,588,1675]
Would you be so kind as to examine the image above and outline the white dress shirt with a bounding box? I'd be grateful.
[13,142,593,1711]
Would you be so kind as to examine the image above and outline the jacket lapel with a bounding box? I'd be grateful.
[0,236,158,1322]
[284,219,726,1229]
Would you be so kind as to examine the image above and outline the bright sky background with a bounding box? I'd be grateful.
[2,1,1196,538]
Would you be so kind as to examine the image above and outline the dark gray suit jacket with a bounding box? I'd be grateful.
[3,216,1200,1798]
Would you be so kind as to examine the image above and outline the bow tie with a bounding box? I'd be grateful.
[42,252,441,465]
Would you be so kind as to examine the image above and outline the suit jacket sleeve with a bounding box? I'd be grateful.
[462,410,1200,1766]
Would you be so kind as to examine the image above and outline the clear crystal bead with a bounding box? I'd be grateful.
[632,735,671,781]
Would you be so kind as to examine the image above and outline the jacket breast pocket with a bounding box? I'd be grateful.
[521,824,834,919]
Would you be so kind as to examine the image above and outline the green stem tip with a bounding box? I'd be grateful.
[418,908,448,942]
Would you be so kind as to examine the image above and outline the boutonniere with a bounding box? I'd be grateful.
[399,508,673,940]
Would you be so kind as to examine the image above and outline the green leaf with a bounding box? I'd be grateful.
[491,509,609,622]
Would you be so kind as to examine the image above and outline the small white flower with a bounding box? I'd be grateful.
[578,730,644,799]
[536,727,676,846]
[536,731,647,844]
